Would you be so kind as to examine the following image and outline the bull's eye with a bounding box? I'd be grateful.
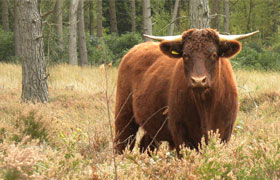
[211,52,218,60]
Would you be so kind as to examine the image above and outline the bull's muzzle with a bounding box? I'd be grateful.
[191,76,209,89]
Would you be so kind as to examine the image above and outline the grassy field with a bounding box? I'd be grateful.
[0,63,279,179]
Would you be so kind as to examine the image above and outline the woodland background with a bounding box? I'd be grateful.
[0,0,279,70]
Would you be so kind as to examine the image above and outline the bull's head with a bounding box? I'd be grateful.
[144,29,258,92]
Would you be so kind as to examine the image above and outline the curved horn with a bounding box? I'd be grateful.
[144,30,259,42]
[219,31,259,41]
[143,34,182,41]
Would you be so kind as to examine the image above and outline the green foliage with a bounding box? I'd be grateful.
[102,0,140,34]
[2,0,280,72]
[105,32,142,64]
[86,35,114,65]
[271,42,280,53]
[0,128,5,143]
[151,1,171,36]
[43,25,66,64]
[0,28,14,62]
[87,32,142,65]
[232,43,280,71]
[115,1,131,34]
[14,111,49,143]
[2,168,22,180]
[230,0,279,44]
[21,112,48,142]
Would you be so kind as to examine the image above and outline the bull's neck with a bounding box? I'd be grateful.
[212,58,226,101]
[192,90,213,144]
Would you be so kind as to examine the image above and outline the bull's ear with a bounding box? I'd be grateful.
[218,40,241,58]
[159,40,183,58]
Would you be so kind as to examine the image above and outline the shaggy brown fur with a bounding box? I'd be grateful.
[114,28,241,157]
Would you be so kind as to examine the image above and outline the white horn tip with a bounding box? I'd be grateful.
[143,34,182,41]
[143,34,149,38]
[249,30,260,35]
[219,30,260,41]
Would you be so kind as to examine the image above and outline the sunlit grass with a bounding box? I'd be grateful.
[48,64,117,94]
[236,69,280,95]
[0,63,21,89]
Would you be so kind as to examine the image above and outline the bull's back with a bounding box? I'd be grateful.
[118,42,163,84]
[117,41,176,96]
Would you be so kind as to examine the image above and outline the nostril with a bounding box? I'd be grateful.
[202,77,207,84]
[191,78,196,84]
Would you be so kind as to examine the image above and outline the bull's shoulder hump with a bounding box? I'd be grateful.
[120,42,162,67]
[133,41,160,49]
[129,41,160,56]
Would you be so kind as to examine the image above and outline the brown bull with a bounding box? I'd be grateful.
[114,28,258,157]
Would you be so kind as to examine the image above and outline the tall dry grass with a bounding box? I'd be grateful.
[0,63,279,179]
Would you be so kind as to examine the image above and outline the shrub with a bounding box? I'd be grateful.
[104,32,143,64]
[271,42,280,53]
[0,28,14,62]
[12,107,50,143]
[232,46,260,69]
[246,41,263,53]
[20,112,48,142]
[86,33,142,65]
[86,35,114,65]
[258,51,280,70]
[232,44,280,71]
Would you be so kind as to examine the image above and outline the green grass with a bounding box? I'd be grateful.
[0,63,279,179]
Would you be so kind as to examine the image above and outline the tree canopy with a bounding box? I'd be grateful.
[0,0,279,70]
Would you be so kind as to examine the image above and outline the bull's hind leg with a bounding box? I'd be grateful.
[139,134,159,154]
[114,93,139,154]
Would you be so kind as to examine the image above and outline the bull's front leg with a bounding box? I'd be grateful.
[168,120,188,158]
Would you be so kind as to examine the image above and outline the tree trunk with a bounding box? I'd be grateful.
[216,0,220,30]
[54,0,63,51]
[1,0,9,31]
[109,0,118,34]
[77,0,88,66]
[189,0,210,29]
[169,0,180,35]
[16,0,49,103]
[181,0,187,11]
[271,0,279,33]
[223,0,229,33]
[142,0,152,41]
[211,0,220,30]
[69,0,79,65]
[130,0,136,32]
[169,0,173,16]
[97,0,103,37]
[89,0,94,38]
[14,0,20,56]
[175,0,181,31]
[246,0,253,31]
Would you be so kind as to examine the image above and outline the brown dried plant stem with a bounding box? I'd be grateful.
[101,38,118,180]
[238,85,258,120]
